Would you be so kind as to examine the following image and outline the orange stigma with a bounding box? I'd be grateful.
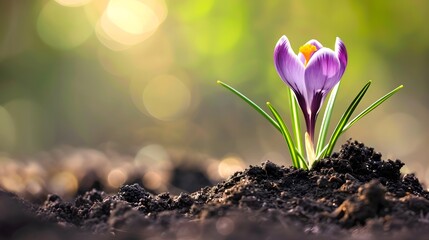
[299,44,317,65]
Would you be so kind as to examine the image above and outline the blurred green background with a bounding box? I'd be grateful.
[0,1,428,180]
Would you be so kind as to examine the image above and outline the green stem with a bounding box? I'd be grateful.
[288,88,304,158]
[316,82,340,156]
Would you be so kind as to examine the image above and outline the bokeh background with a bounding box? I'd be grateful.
[1,0,429,197]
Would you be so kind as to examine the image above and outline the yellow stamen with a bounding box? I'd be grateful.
[299,44,317,65]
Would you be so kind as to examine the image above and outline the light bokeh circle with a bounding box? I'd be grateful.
[142,75,191,121]
[95,0,167,49]
[55,0,92,7]
[37,1,93,50]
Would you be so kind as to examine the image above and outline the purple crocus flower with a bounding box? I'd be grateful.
[274,36,347,143]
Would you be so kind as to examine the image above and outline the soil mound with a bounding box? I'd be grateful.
[3,140,429,240]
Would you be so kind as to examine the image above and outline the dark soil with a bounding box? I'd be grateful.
[2,140,429,240]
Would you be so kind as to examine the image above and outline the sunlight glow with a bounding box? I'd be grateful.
[55,0,92,7]
[37,1,93,49]
[96,0,167,49]
[49,171,78,196]
[107,168,127,188]
[217,156,245,179]
[143,171,163,190]
[134,144,170,166]
[106,1,154,35]
[1,173,25,193]
[142,75,191,121]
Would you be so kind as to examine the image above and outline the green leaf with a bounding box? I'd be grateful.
[315,143,329,160]
[218,81,308,169]
[324,81,372,157]
[267,102,303,168]
[316,82,340,156]
[342,85,404,132]
[217,81,280,132]
[295,149,309,170]
[288,88,304,157]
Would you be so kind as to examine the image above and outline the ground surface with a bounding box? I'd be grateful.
[2,140,429,240]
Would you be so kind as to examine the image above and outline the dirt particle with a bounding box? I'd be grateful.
[119,184,149,203]
[333,180,388,227]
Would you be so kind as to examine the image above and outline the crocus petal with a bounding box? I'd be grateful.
[303,39,323,50]
[274,36,306,96]
[335,37,348,78]
[302,49,339,141]
[297,53,306,65]
[304,48,341,96]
